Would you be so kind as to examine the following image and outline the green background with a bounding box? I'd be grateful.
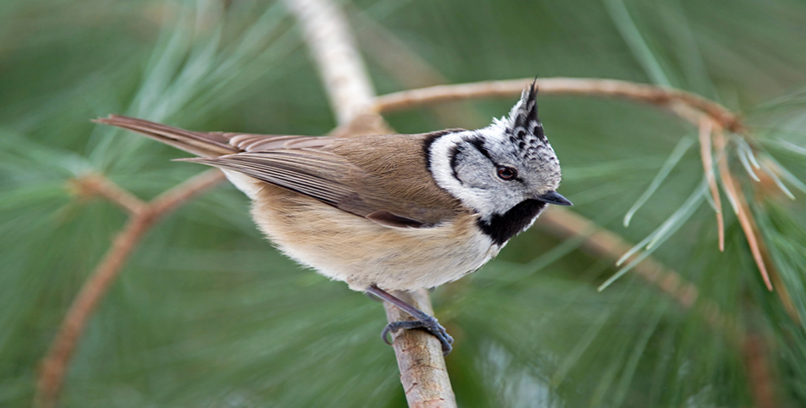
[3,0,806,406]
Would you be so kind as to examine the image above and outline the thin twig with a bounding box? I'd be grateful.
[36,217,151,408]
[742,331,779,408]
[373,78,744,133]
[285,0,454,406]
[35,170,224,408]
[714,130,773,290]
[697,119,725,251]
[68,173,147,215]
[150,170,226,214]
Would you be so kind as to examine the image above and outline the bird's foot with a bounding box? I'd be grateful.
[367,284,454,356]
[381,315,454,356]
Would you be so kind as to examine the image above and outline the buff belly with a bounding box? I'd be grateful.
[249,184,499,291]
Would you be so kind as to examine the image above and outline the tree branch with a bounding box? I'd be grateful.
[35,170,224,408]
[283,0,382,132]
[373,77,744,133]
[68,173,147,215]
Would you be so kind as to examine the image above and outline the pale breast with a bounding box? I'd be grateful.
[250,184,498,291]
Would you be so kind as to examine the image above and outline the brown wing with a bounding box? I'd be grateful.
[186,149,365,211]
[187,132,463,227]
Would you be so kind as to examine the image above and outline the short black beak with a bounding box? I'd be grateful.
[535,191,573,206]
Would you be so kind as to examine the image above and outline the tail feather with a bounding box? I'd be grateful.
[93,115,238,157]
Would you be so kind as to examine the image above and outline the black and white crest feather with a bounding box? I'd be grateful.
[510,81,545,140]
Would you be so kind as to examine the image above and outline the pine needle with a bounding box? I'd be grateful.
[698,120,724,251]
[714,130,773,290]
[603,0,671,87]
[760,162,796,200]
[606,181,707,290]
[762,155,806,195]
[623,137,694,227]
[735,137,761,168]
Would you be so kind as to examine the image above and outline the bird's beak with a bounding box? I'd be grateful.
[534,190,573,206]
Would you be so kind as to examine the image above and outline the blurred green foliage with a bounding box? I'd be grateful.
[2,0,806,406]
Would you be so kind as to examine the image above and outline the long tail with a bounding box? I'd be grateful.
[93,115,238,157]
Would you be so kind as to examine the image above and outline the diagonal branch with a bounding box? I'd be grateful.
[35,170,224,408]
[68,173,147,215]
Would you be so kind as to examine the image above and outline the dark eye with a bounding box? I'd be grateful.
[497,166,517,180]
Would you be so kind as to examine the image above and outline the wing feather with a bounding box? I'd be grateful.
[185,150,416,223]
[185,133,461,228]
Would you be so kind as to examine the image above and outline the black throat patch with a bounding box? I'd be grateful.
[477,199,547,246]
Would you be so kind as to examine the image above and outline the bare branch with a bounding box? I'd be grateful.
[374,78,744,133]
[36,217,152,408]
[283,0,375,126]
[68,173,147,215]
[150,169,227,215]
[36,170,224,408]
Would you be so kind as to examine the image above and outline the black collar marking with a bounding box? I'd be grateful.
[477,199,547,246]
[422,128,467,171]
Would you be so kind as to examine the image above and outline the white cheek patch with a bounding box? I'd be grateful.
[429,132,476,199]
[429,127,526,218]
[429,131,502,216]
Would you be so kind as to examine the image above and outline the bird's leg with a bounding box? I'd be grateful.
[367,284,454,356]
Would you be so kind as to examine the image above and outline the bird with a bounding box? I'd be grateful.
[94,82,571,355]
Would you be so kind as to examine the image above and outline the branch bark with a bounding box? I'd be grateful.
[383,291,457,408]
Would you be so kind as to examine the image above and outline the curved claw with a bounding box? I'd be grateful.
[381,320,424,345]
[366,285,454,356]
[380,317,454,356]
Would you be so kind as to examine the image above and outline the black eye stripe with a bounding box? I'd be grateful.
[465,137,525,183]
[448,144,462,183]
[467,137,493,163]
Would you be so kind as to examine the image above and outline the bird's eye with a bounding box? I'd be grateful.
[497,166,517,180]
